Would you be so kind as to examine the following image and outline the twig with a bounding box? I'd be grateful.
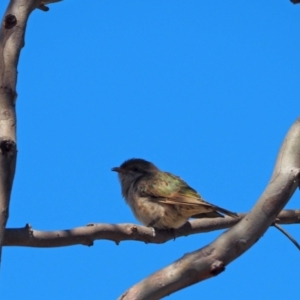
[273,223,300,251]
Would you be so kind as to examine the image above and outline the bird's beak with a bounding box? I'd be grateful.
[111,167,123,173]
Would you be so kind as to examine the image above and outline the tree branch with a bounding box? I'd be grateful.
[2,209,299,247]
[0,0,61,264]
[119,117,300,300]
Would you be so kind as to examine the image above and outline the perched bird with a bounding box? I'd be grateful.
[112,158,238,230]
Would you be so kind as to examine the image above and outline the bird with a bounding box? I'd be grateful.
[112,158,238,230]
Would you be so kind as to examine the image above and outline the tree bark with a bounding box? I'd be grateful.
[0,0,61,264]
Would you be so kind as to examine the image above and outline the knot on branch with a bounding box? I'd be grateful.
[130,225,138,234]
[4,14,17,29]
[0,139,16,157]
[0,86,17,103]
[0,208,9,219]
[37,5,49,12]
[37,0,63,11]
[25,223,33,236]
[83,240,94,247]
[210,261,225,276]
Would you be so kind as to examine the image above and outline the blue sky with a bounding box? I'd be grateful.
[1,1,300,299]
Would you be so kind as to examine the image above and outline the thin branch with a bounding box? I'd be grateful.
[273,223,300,250]
[119,117,300,300]
[2,209,299,247]
[0,0,61,264]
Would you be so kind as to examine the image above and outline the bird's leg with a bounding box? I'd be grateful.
[147,218,160,237]
[147,218,176,240]
[147,219,158,227]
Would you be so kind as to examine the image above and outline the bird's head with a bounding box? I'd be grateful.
[112,158,158,180]
[112,158,159,196]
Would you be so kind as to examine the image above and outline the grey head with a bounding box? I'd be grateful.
[111,158,159,198]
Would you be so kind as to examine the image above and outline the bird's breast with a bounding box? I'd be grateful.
[126,188,188,229]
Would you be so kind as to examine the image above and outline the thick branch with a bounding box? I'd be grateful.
[2,209,300,247]
[0,0,61,264]
[0,0,29,263]
[120,117,300,300]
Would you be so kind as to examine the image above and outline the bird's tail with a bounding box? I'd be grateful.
[191,211,224,219]
[211,204,239,218]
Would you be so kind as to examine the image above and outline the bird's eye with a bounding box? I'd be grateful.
[132,167,139,172]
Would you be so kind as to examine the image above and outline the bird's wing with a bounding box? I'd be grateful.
[137,172,238,218]
[137,172,212,207]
